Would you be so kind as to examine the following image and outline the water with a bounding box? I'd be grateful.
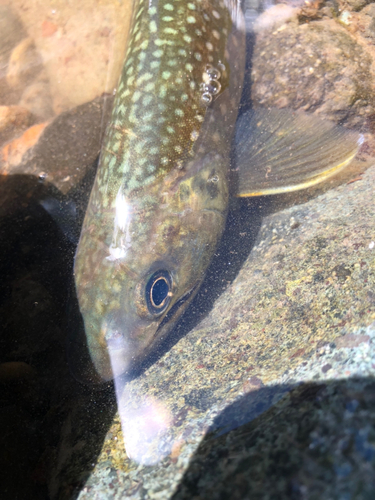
[0,0,375,499]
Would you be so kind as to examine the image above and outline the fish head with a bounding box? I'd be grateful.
[74,156,228,381]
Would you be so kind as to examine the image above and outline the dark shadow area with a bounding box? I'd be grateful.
[173,376,375,500]
[0,173,117,500]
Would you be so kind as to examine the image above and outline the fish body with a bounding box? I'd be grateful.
[74,0,361,382]
[74,0,246,380]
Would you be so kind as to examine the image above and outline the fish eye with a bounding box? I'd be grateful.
[145,270,172,315]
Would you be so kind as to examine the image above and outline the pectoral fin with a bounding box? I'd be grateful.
[233,108,363,197]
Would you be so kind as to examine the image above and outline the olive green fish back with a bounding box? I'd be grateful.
[92,0,236,210]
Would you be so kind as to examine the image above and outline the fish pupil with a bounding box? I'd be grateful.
[146,271,172,314]
[151,278,169,307]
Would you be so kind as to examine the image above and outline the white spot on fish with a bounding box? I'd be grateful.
[164,27,178,35]
[153,49,163,58]
[191,130,199,141]
[144,82,155,92]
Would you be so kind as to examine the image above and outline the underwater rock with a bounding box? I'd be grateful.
[12,0,133,114]
[0,7,54,131]
[0,95,113,194]
[6,38,44,91]
[251,14,375,130]
[19,78,54,121]
[0,5,27,70]
[0,105,34,145]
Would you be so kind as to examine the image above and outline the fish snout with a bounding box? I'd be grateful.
[95,313,157,379]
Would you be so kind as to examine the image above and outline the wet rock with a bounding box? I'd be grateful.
[173,379,375,500]
[0,104,35,145]
[251,16,375,129]
[12,0,133,113]
[0,4,27,74]
[0,6,54,132]
[338,0,372,12]
[335,333,370,348]
[357,3,375,43]
[6,37,44,90]
[0,95,113,194]
[19,77,54,121]
[0,6,24,106]
[253,4,298,33]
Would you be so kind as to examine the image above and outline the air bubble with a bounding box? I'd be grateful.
[205,64,221,80]
[206,79,221,95]
[201,92,212,106]
[218,61,226,73]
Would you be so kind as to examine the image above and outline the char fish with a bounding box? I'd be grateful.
[73,0,361,382]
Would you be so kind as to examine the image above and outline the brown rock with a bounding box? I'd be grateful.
[251,18,375,129]
[243,376,264,392]
[12,0,133,114]
[335,333,370,348]
[6,37,43,90]
[0,105,34,145]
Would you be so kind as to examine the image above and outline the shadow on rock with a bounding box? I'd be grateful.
[173,377,375,500]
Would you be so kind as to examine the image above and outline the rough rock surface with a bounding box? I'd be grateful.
[251,3,375,130]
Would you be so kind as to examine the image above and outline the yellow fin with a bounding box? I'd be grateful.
[233,108,363,197]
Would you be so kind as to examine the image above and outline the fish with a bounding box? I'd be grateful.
[73,0,361,382]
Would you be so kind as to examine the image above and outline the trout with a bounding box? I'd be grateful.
[73,0,361,381]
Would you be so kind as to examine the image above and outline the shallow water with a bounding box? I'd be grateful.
[0,0,375,499]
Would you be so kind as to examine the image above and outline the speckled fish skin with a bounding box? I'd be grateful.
[74,0,245,381]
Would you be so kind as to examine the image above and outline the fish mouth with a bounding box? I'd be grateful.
[90,283,200,381]
[156,282,199,333]
[105,331,128,351]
